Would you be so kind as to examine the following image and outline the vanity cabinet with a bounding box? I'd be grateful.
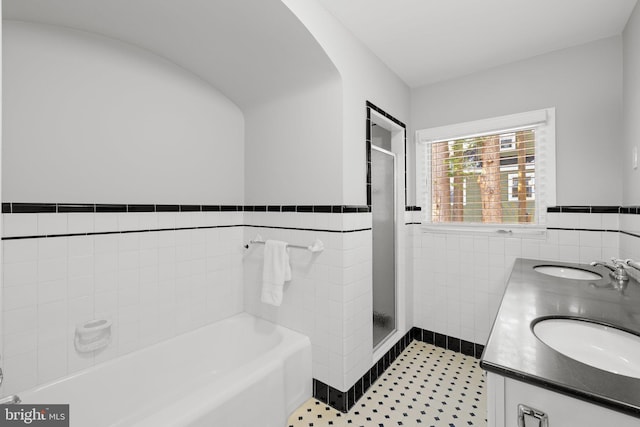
[487,372,640,427]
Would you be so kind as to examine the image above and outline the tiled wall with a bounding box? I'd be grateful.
[1,204,379,399]
[410,208,640,346]
[242,211,373,391]
[1,207,244,396]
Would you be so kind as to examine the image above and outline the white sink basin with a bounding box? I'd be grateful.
[533,318,640,378]
[534,265,602,280]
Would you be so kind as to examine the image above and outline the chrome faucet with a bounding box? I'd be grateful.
[590,258,629,282]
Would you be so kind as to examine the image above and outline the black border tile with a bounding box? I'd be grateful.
[411,327,421,341]
[461,340,476,357]
[12,203,57,213]
[127,204,154,212]
[447,336,461,352]
[267,206,281,212]
[475,344,485,359]
[328,387,346,413]
[591,206,620,214]
[58,204,95,213]
[314,379,329,404]
[156,204,179,212]
[2,203,11,214]
[203,205,221,212]
[180,205,201,212]
[96,204,126,213]
[560,206,590,213]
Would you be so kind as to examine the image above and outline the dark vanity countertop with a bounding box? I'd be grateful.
[480,258,640,418]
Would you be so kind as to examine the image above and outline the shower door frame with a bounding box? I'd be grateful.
[367,105,407,360]
[371,144,398,351]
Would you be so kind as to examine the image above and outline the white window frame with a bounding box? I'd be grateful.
[415,108,556,235]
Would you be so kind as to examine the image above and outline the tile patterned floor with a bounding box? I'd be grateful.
[287,341,486,427]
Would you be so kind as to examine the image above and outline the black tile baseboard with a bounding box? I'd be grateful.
[313,327,485,413]
[411,327,485,359]
[313,329,413,413]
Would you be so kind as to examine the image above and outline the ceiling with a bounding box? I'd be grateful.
[3,0,339,108]
[316,0,638,88]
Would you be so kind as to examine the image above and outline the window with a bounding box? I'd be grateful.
[507,172,535,202]
[416,108,555,230]
[499,132,516,151]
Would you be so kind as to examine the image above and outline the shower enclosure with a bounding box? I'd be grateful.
[371,143,396,349]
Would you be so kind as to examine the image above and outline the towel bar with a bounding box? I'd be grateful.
[244,237,324,253]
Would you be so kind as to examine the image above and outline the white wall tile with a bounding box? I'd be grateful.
[68,276,94,299]
[94,213,118,233]
[557,230,579,246]
[38,238,68,261]
[3,212,245,393]
[4,284,37,311]
[3,214,38,238]
[4,330,37,359]
[579,246,602,264]
[38,213,68,235]
[67,213,95,234]
[38,257,67,282]
[3,239,38,263]
[578,213,602,230]
[556,212,579,229]
[38,279,67,305]
[4,306,38,335]
[602,213,619,230]
[3,352,37,395]
[579,230,602,248]
[37,343,67,384]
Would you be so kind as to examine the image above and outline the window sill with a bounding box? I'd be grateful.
[420,223,547,238]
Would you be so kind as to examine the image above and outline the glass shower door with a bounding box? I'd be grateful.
[371,145,396,349]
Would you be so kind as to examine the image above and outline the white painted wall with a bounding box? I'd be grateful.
[623,3,640,205]
[282,0,410,205]
[410,36,624,206]
[3,21,244,204]
[244,77,343,204]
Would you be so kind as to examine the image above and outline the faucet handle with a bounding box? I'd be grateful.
[624,259,640,272]
[608,258,630,282]
[611,258,628,267]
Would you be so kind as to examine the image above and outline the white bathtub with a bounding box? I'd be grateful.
[17,313,312,427]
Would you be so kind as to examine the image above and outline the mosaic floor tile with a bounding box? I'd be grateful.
[287,341,487,427]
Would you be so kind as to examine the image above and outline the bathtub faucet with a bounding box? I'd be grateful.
[0,357,21,404]
[0,395,21,404]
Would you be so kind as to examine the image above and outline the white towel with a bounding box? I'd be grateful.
[261,240,292,306]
